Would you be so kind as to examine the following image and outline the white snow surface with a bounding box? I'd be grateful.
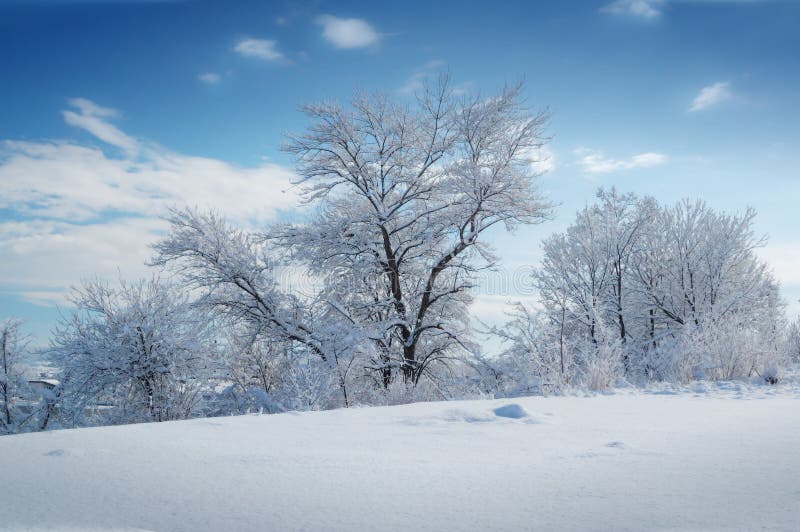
[2,383,800,531]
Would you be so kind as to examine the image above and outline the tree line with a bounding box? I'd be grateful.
[486,189,794,395]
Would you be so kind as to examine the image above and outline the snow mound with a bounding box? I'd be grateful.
[492,403,529,419]
[403,404,541,425]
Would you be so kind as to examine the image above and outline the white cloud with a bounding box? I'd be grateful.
[0,99,303,306]
[689,81,733,112]
[198,72,221,84]
[67,98,118,118]
[62,98,138,154]
[527,145,557,175]
[0,139,300,223]
[398,60,446,94]
[575,148,667,174]
[757,242,800,288]
[600,0,666,19]
[234,38,284,61]
[0,217,165,307]
[315,15,380,49]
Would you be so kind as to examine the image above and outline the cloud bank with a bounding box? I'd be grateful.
[0,99,301,305]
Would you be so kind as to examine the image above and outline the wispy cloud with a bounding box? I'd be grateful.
[62,98,138,154]
[601,1,763,20]
[398,61,471,97]
[315,15,380,49]
[234,38,284,61]
[689,81,733,112]
[398,60,446,94]
[526,145,557,175]
[198,72,221,84]
[600,0,666,19]
[575,148,667,174]
[0,99,302,305]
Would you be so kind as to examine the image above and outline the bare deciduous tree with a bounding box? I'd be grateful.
[154,77,553,387]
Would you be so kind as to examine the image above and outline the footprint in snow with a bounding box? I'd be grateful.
[601,441,661,456]
[576,442,628,459]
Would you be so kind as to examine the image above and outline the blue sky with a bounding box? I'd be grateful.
[1,0,798,344]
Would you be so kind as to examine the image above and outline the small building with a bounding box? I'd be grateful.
[27,379,59,394]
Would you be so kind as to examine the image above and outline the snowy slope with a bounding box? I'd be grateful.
[1,385,799,531]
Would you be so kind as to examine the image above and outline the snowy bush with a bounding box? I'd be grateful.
[575,331,626,392]
[51,278,217,426]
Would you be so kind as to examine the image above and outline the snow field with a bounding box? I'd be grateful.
[1,388,799,531]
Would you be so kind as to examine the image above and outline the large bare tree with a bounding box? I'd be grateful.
[154,77,552,386]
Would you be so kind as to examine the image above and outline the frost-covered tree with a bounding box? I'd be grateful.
[594,190,657,366]
[214,331,290,414]
[480,303,570,395]
[0,319,34,434]
[51,278,215,426]
[154,77,552,388]
[212,328,361,414]
[149,209,374,406]
[506,190,787,388]
[788,318,800,363]
[151,210,334,360]
[638,200,785,381]
[279,79,551,384]
[0,320,54,434]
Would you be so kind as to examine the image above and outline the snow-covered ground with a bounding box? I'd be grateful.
[2,382,799,531]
